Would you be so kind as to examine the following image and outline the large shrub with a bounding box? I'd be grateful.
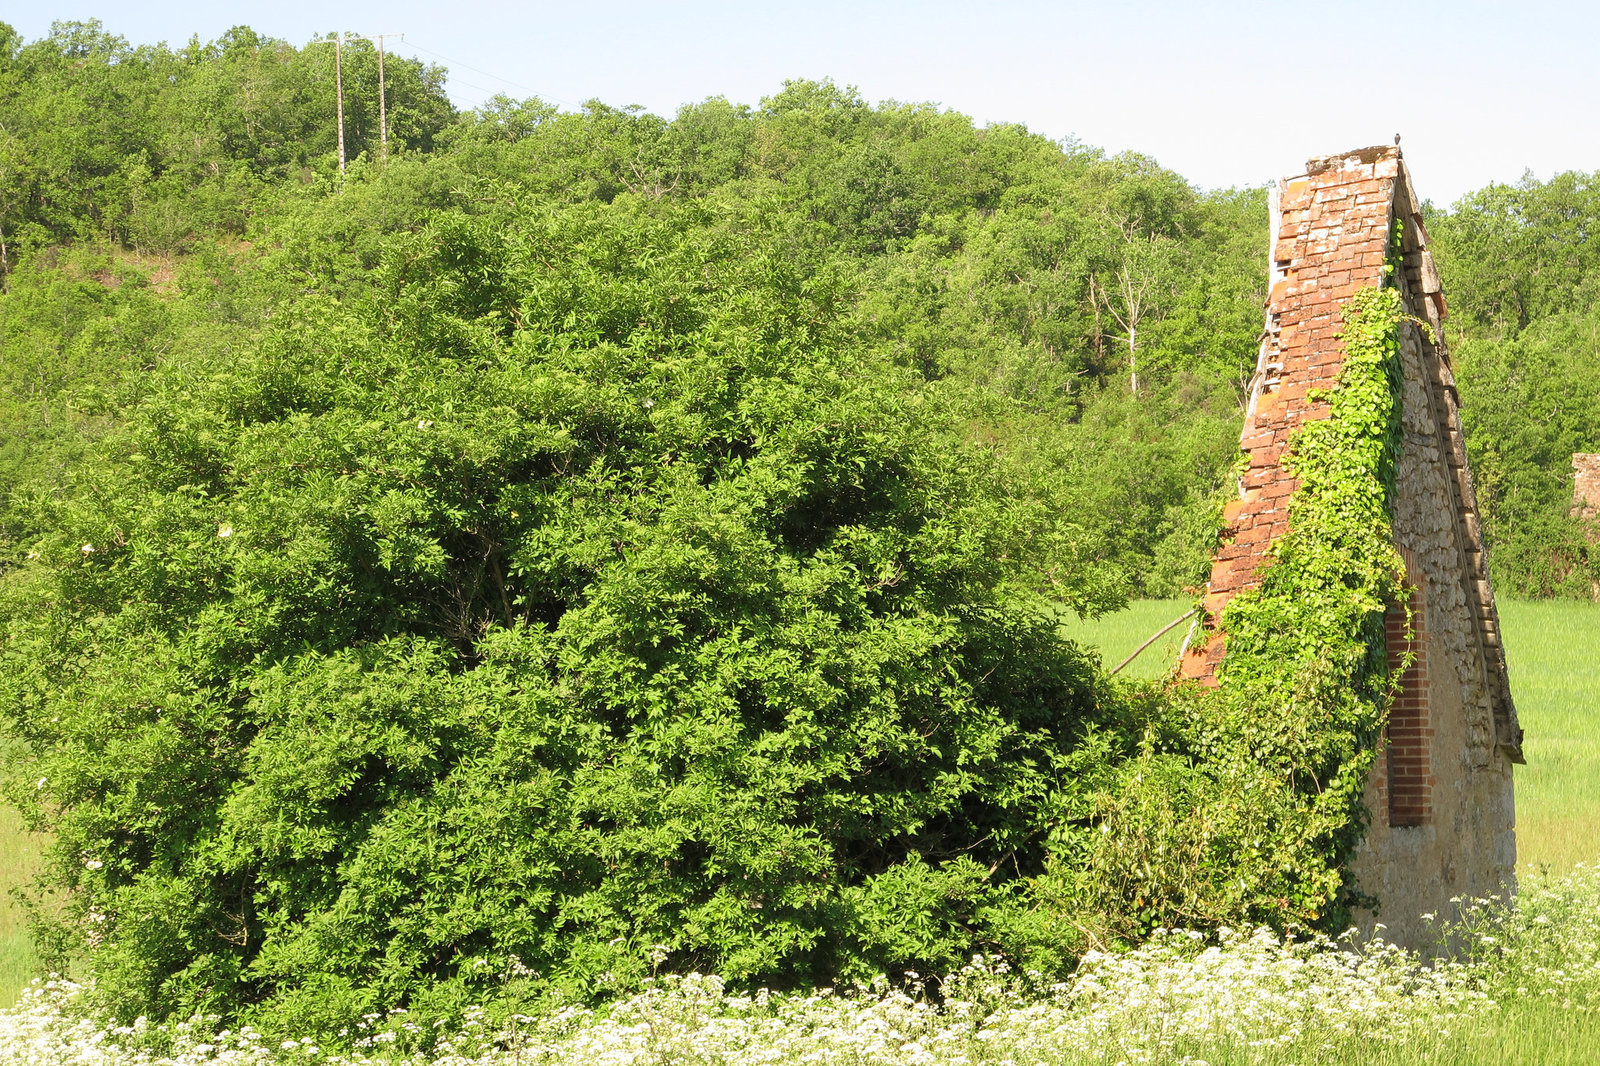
[0,196,1130,1030]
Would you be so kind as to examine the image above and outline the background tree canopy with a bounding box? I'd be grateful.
[0,17,1596,1042]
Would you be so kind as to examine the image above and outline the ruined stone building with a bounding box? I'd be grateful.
[1180,145,1523,946]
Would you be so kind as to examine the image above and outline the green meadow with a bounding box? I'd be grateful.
[1059,597,1201,680]
[0,784,43,1005]
[1498,600,1600,873]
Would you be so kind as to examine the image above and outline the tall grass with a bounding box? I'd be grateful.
[0,764,43,1007]
[1497,599,1600,873]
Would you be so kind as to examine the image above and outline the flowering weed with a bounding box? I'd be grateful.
[4,864,1598,1066]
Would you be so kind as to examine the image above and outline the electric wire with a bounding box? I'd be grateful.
[396,37,576,109]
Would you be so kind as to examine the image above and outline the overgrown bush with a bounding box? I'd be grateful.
[0,197,1139,1031]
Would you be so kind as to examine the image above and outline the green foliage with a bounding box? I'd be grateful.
[0,247,197,554]
[1428,171,1600,598]
[1075,283,1411,936]
[1450,312,1600,597]
[0,30,1265,597]
[0,20,453,256]
[1431,171,1600,336]
[2,17,1509,1041]
[0,195,1141,1031]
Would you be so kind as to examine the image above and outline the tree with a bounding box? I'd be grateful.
[1089,222,1178,395]
[0,198,1130,1033]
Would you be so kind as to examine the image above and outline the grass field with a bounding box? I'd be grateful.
[1497,599,1600,873]
[0,794,43,1006]
[1059,596,1198,679]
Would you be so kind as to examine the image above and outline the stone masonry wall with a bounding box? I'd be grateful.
[1351,302,1515,946]
[1181,146,1520,948]
[1575,453,1600,522]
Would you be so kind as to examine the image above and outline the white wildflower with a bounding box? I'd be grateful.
[5,866,1600,1065]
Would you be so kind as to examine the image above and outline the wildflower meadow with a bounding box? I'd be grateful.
[2,864,1600,1065]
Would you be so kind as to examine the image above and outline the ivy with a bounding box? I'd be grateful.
[1077,227,1413,938]
[1212,281,1410,919]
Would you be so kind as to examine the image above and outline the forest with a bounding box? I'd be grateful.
[1,17,1598,1048]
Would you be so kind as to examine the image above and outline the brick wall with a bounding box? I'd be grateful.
[1181,147,1402,683]
[1181,147,1521,771]
[1384,557,1431,827]
[1196,144,1523,949]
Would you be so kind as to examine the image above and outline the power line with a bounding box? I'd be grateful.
[431,73,511,99]
[397,37,575,109]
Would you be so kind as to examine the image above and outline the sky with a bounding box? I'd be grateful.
[9,1,1598,206]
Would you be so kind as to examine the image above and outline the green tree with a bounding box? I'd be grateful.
[1430,170,1600,596]
[1,197,1129,1033]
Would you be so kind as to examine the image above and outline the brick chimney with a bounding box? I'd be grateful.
[1176,146,1522,949]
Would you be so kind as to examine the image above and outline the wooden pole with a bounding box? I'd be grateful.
[1110,609,1197,677]
[376,35,387,161]
[334,31,346,175]
[363,35,404,161]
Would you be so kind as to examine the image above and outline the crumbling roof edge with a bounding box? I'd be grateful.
[1389,151,1524,763]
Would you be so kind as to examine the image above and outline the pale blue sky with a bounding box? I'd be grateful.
[11,1,1597,206]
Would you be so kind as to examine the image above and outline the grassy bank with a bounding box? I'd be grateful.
[0,766,43,1006]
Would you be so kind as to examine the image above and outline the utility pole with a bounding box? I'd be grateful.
[308,32,349,176]
[359,34,404,161]
[312,31,403,170]
[334,31,346,175]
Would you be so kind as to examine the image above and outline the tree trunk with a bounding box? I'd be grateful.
[1128,324,1138,395]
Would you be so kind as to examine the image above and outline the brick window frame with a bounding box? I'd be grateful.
[1384,552,1432,827]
